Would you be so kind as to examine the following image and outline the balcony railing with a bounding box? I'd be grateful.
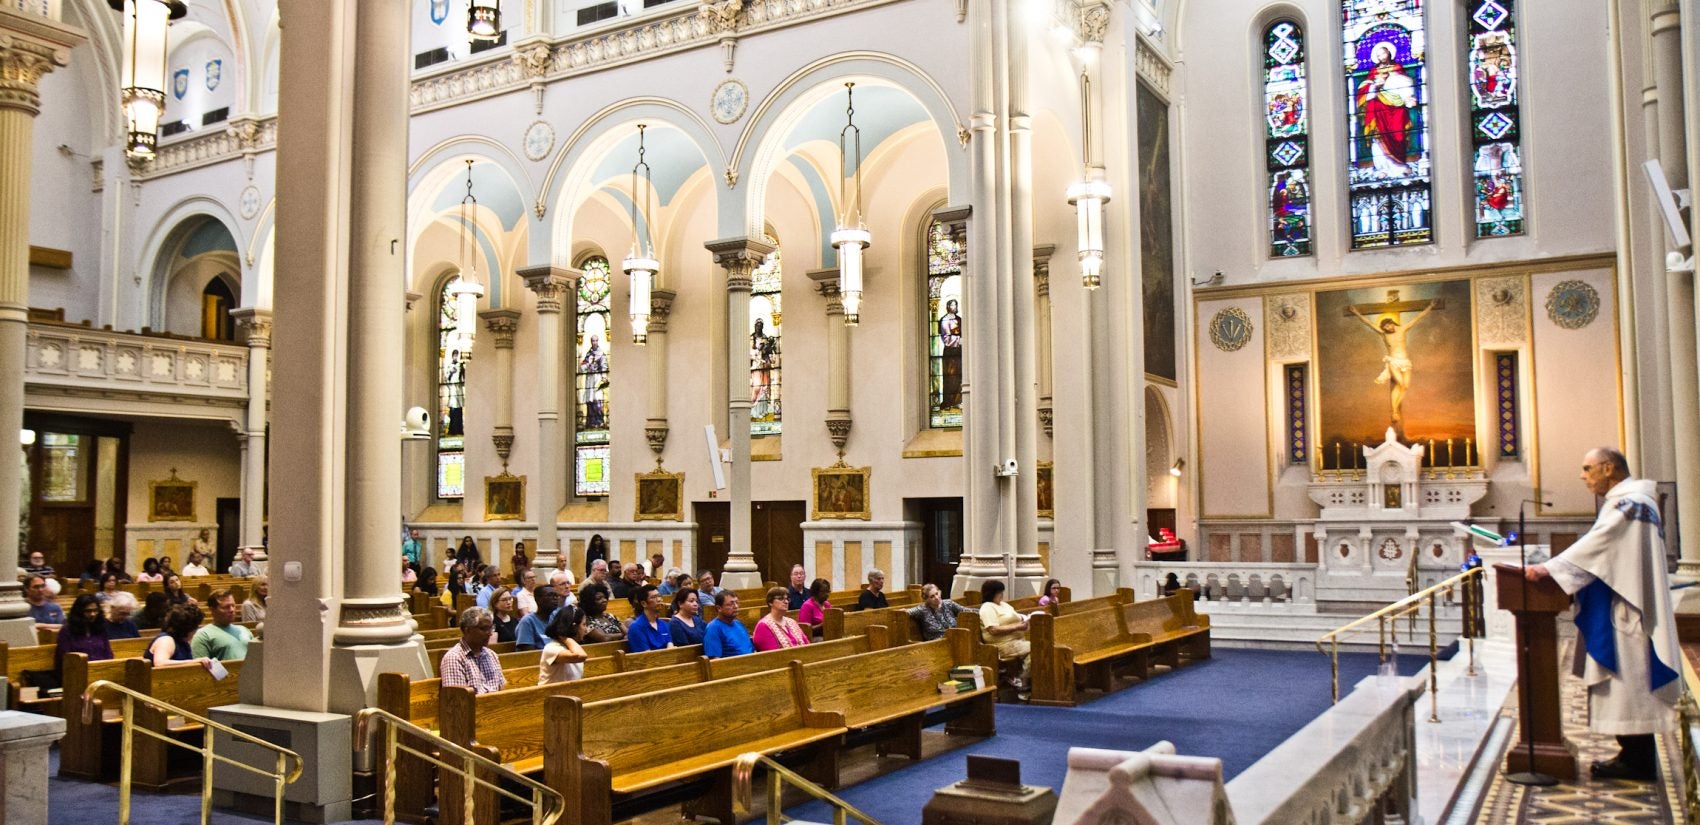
[26,321,249,405]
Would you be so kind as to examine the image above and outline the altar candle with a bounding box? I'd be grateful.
[1446,439,1454,467]
[1352,443,1360,469]
[1427,440,1435,468]
[1465,438,1474,466]
[1334,442,1341,474]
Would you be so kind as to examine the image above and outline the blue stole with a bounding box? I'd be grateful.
[1573,578,1678,690]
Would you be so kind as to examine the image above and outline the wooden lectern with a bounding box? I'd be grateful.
[1493,563,1579,780]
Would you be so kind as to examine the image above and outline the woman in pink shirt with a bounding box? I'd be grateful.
[752,587,809,651]
[796,578,832,628]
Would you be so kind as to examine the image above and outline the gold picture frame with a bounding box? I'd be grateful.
[811,465,871,520]
[1037,461,1054,518]
[634,470,685,521]
[484,473,526,521]
[147,470,197,522]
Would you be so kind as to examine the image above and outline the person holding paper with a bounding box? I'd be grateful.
[191,590,254,662]
[1524,447,1678,781]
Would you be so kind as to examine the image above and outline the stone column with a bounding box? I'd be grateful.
[519,266,573,577]
[645,290,676,465]
[1650,0,1700,581]
[231,308,272,565]
[1034,246,1054,440]
[806,269,852,454]
[480,309,520,468]
[706,237,773,590]
[1005,0,1043,596]
[0,9,81,630]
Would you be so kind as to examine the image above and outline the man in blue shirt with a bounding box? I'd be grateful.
[24,575,63,625]
[515,585,559,651]
[702,591,753,658]
[474,567,503,609]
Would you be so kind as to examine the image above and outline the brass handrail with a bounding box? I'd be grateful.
[83,679,305,825]
[353,707,567,825]
[732,752,881,825]
[1314,566,1483,714]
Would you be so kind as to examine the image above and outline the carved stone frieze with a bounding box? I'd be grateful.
[1075,1,1110,44]
[1475,276,1527,347]
[698,0,745,34]
[1264,293,1311,362]
[511,40,553,80]
[1038,406,1053,438]
[520,265,575,314]
[1134,37,1172,97]
[0,15,77,115]
[492,430,514,463]
[826,417,852,451]
[646,423,670,458]
[649,289,676,334]
[232,308,273,349]
[481,308,521,348]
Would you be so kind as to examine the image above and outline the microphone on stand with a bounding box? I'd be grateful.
[1507,495,1557,786]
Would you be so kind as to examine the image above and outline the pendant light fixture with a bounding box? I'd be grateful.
[623,124,659,345]
[830,82,870,326]
[468,1,501,40]
[108,0,186,161]
[1067,70,1111,289]
[450,160,486,356]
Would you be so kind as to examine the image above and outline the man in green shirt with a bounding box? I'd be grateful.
[191,589,254,661]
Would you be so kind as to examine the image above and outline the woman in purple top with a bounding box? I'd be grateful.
[55,594,113,675]
[797,578,832,627]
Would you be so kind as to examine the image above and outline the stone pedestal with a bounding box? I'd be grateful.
[0,617,38,649]
[210,704,351,824]
[0,710,66,825]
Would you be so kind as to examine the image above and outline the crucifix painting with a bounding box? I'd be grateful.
[1316,280,1475,470]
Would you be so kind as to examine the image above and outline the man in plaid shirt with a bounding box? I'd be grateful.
[439,607,506,694]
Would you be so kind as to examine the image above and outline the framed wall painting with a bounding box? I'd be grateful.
[811,465,871,520]
[484,473,526,521]
[634,470,685,521]
[148,470,197,522]
[1037,461,1055,518]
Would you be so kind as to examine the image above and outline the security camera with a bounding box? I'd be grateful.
[996,459,1019,477]
[402,406,431,440]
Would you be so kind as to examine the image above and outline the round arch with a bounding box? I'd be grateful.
[406,146,535,308]
[138,197,245,332]
[1144,386,1177,510]
[732,51,969,239]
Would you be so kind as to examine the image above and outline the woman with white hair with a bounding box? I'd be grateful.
[103,591,141,639]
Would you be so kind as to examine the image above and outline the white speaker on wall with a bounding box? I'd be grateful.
[703,425,726,490]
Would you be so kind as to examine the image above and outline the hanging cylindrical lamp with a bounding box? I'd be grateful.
[831,82,871,326]
[108,0,186,160]
[623,124,659,345]
[468,1,501,40]
[450,160,486,355]
[1067,69,1111,289]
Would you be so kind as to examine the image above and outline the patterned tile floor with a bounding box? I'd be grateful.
[1472,641,1685,824]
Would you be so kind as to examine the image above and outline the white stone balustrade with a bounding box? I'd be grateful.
[2,0,60,19]
[25,322,249,407]
[1132,561,1316,606]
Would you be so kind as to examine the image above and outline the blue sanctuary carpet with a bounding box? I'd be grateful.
[784,647,1433,824]
[45,648,1435,824]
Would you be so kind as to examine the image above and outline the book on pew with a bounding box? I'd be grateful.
[949,665,986,691]
[938,679,977,694]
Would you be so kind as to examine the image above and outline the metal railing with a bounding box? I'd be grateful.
[82,679,305,825]
[1314,566,1483,719]
[354,707,567,825]
[733,752,881,825]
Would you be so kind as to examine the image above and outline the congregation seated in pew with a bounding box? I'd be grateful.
[26,574,65,625]
[625,584,671,652]
[540,604,590,685]
[703,590,754,658]
[146,604,210,668]
[104,591,141,639]
[979,580,1032,697]
[753,586,810,651]
[515,584,561,650]
[579,582,625,643]
[440,606,506,694]
[907,583,969,641]
[240,576,268,622]
[857,569,890,610]
[668,588,707,646]
[490,590,521,644]
[190,590,253,661]
[55,594,111,676]
[798,577,832,627]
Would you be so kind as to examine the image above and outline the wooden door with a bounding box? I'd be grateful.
[694,501,730,578]
[917,498,964,590]
[215,498,241,572]
[751,500,806,585]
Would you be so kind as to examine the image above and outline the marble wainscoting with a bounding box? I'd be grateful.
[801,521,922,589]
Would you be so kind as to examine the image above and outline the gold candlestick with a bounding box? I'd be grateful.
[1334,442,1342,480]
[1352,442,1362,480]
[1464,438,1474,472]
[1445,438,1456,479]
[1427,439,1435,478]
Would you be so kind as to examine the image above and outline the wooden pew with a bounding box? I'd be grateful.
[59,653,136,779]
[0,637,151,713]
[1118,591,1211,665]
[701,632,880,680]
[798,630,995,783]
[544,665,844,825]
[441,661,709,825]
[126,657,245,790]
[821,605,914,644]
[611,645,703,672]
[1027,604,1155,707]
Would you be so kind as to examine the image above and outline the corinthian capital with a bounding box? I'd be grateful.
[0,10,84,115]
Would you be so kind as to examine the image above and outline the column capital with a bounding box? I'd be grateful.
[649,289,676,333]
[518,264,577,313]
[1033,244,1055,297]
[931,204,972,236]
[231,307,274,348]
[807,267,844,314]
[705,237,775,293]
[0,9,83,115]
[480,308,522,348]
[404,291,425,312]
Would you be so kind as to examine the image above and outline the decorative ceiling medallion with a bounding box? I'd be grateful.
[711,78,749,125]
[523,120,555,162]
[1209,307,1254,352]
[1544,279,1599,330]
[238,185,261,220]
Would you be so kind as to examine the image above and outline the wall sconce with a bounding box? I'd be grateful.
[1169,459,1184,477]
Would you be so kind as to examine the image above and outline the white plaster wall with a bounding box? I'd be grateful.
[1529,267,1621,517]
[125,418,242,529]
[1195,297,1272,518]
[27,39,106,324]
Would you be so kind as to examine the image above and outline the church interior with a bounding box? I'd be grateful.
[1,0,1699,822]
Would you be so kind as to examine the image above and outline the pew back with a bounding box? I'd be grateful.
[703,634,873,680]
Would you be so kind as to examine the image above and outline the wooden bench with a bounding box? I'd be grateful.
[821,605,915,644]
[59,653,137,780]
[611,644,703,671]
[1028,605,1155,707]
[545,665,844,825]
[700,633,880,680]
[1119,591,1211,665]
[125,657,245,790]
[0,637,150,714]
[798,629,995,783]
[441,661,709,825]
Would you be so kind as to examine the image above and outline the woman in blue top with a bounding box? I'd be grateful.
[668,589,706,647]
[625,585,673,653]
[144,604,202,667]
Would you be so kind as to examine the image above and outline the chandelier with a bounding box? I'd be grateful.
[830,82,870,326]
[109,0,186,161]
[1067,70,1110,289]
[623,125,659,345]
[468,1,501,40]
[450,160,486,355]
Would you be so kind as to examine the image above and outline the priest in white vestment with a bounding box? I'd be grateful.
[1527,447,1679,781]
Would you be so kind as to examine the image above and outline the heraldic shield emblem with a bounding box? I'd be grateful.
[172,68,189,100]
[205,59,222,91]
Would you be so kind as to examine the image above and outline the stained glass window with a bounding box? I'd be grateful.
[1468,0,1523,237]
[575,256,612,497]
[436,277,468,499]
[926,220,965,428]
[1265,21,1311,258]
[1344,0,1431,249]
[749,239,782,437]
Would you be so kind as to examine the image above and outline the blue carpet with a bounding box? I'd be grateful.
[786,648,1431,824]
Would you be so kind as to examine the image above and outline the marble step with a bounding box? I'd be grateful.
[1199,605,1467,651]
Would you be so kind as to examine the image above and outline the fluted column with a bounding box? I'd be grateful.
[1034,246,1054,440]
[231,308,272,565]
[706,237,774,590]
[0,9,82,625]
[1650,0,1700,580]
[807,269,852,454]
[481,309,520,467]
[520,265,573,577]
[645,290,676,464]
